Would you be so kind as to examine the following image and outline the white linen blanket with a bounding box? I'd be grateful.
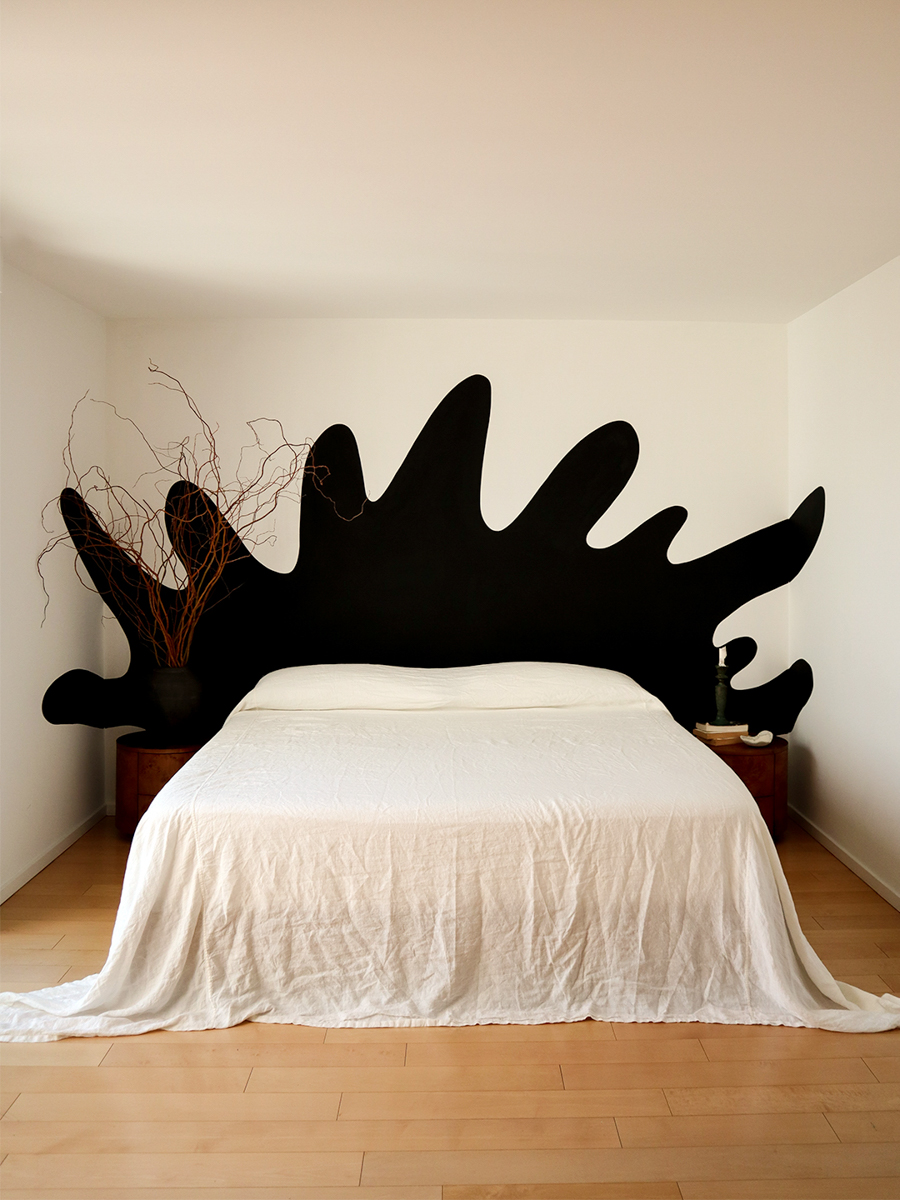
[2,664,898,1040]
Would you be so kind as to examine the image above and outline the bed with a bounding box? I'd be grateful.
[2,661,898,1041]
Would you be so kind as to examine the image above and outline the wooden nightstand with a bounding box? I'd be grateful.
[115,733,201,837]
[704,737,788,840]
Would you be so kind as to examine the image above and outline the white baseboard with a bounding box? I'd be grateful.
[789,805,900,913]
[0,805,108,903]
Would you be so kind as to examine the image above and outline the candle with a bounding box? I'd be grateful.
[718,645,727,667]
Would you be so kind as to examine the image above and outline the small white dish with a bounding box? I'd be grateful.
[740,730,774,747]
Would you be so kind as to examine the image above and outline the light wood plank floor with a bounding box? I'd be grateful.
[1,817,898,1200]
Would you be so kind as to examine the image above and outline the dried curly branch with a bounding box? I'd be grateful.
[39,365,361,666]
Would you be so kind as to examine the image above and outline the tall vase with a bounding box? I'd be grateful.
[147,667,203,744]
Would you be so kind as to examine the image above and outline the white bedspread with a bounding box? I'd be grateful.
[2,664,898,1040]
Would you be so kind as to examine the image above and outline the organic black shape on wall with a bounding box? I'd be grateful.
[43,375,824,736]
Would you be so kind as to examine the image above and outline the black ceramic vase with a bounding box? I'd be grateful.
[146,667,203,743]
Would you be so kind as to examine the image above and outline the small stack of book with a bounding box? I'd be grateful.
[693,721,749,746]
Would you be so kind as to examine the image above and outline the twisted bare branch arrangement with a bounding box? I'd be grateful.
[39,364,337,668]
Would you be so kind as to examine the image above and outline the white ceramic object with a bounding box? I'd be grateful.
[740,730,774,747]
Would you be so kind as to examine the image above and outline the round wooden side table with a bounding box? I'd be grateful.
[704,736,788,841]
[115,733,201,837]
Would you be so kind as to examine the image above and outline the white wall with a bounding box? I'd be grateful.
[106,318,790,688]
[788,257,900,901]
[1,264,108,899]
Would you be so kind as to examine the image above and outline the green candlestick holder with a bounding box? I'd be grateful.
[713,662,730,725]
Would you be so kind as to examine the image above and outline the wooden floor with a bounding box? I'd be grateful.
[1,818,899,1200]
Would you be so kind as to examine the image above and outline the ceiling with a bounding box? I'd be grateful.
[2,0,898,320]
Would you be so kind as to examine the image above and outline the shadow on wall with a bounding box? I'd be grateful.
[787,738,818,816]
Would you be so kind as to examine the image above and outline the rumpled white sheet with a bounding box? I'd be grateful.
[2,684,899,1040]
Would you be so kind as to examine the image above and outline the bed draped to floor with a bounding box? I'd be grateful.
[2,663,898,1041]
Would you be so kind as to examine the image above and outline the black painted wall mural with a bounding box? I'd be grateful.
[43,374,824,738]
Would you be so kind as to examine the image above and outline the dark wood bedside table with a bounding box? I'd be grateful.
[703,736,788,840]
[115,733,201,837]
